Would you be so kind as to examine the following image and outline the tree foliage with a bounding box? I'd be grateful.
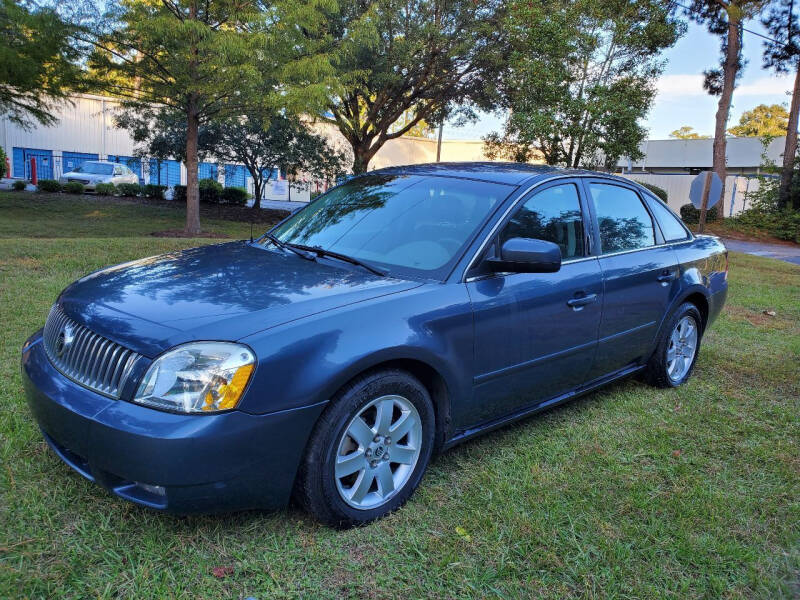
[210,114,347,209]
[321,0,508,173]
[0,0,86,128]
[728,103,790,137]
[87,0,335,234]
[486,0,683,169]
[670,126,711,139]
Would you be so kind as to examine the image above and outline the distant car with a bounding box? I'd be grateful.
[22,163,728,527]
[59,161,139,190]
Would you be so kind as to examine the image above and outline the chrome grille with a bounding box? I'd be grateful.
[43,305,141,399]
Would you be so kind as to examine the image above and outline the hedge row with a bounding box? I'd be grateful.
[173,179,249,205]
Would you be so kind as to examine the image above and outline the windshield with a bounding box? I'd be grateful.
[74,162,113,175]
[269,174,511,279]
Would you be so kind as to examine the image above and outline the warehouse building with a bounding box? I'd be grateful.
[1,94,501,203]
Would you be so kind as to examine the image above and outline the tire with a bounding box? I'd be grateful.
[295,369,435,528]
[643,302,703,388]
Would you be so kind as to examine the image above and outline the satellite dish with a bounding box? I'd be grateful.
[689,171,722,209]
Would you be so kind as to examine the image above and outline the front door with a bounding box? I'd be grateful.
[582,180,681,380]
[466,181,603,425]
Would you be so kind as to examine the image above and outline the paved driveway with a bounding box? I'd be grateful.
[722,239,800,266]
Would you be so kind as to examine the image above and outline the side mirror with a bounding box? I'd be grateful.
[486,237,562,273]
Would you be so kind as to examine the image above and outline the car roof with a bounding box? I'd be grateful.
[368,162,604,186]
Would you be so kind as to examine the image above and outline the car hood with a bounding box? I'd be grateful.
[58,241,422,357]
[62,172,107,182]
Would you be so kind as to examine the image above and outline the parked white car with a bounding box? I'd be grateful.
[59,161,140,190]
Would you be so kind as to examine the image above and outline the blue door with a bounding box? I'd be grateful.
[107,155,143,182]
[148,159,181,186]
[199,162,218,181]
[224,164,246,188]
[62,152,98,175]
[466,180,602,423]
[13,147,54,180]
[582,180,680,380]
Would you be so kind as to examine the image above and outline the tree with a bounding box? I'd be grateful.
[321,0,508,173]
[210,114,346,209]
[728,103,790,136]
[762,0,800,209]
[86,0,334,235]
[486,0,683,169]
[115,106,217,165]
[670,126,711,139]
[685,0,768,230]
[0,0,85,128]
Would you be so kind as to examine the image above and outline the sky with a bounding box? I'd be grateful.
[442,21,795,142]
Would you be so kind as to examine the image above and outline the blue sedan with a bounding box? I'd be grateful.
[22,163,728,526]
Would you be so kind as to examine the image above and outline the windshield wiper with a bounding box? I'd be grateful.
[264,234,316,262]
[289,243,388,277]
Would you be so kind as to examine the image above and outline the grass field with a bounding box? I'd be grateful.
[1,192,798,599]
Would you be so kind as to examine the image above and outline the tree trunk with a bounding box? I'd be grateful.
[252,177,262,210]
[704,16,741,229]
[185,103,201,236]
[779,63,800,210]
[351,142,379,174]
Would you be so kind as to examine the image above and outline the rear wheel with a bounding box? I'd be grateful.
[296,369,434,527]
[644,302,703,388]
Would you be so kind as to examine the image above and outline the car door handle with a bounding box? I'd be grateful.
[657,270,676,283]
[567,293,598,309]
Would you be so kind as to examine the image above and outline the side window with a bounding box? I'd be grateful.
[648,198,690,242]
[500,183,585,260]
[589,183,655,254]
[114,166,123,175]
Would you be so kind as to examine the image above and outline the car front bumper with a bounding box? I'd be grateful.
[22,330,326,513]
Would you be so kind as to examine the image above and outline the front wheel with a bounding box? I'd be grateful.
[295,369,435,528]
[644,302,703,388]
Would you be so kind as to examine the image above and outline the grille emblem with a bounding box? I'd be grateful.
[55,323,75,357]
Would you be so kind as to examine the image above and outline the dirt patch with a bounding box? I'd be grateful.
[150,229,231,239]
[724,304,795,330]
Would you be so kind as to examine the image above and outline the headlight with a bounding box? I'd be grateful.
[133,342,255,413]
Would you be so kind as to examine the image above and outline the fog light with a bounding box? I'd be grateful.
[137,482,166,496]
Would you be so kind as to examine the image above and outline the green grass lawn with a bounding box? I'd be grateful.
[1,192,798,599]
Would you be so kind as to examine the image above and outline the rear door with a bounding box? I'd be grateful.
[466,179,603,424]
[583,180,681,380]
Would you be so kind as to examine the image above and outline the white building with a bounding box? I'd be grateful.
[616,136,785,176]
[1,94,503,202]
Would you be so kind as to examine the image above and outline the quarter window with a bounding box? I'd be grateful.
[500,183,585,260]
[589,183,655,253]
[648,198,690,242]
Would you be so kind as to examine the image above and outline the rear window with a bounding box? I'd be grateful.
[648,198,691,242]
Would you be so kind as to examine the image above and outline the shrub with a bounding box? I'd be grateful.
[221,186,248,205]
[12,180,26,191]
[731,207,800,243]
[143,184,166,200]
[117,183,142,197]
[0,146,7,179]
[94,183,116,196]
[640,182,668,204]
[37,179,61,193]
[63,181,85,194]
[680,203,718,224]
[172,184,187,202]
[199,178,223,203]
